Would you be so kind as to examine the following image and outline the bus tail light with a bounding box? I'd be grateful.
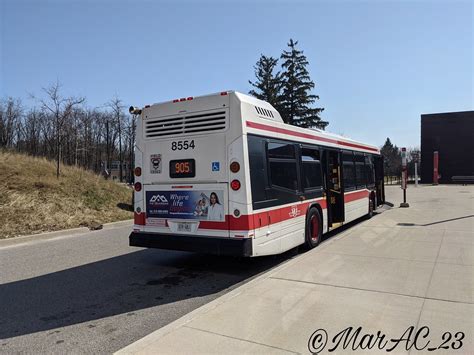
[134,182,142,192]
[134,167,142,177]
[230,161,240,173]
[134,212,145,225]
[231,180,241,191]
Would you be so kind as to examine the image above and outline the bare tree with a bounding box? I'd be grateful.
[125,112,136,183]
[3,83,136,180]
[38,82,85,178]
[20,108,42,155]
[0,98,22,148]
[99,110,116,178]
[107,96,125,182]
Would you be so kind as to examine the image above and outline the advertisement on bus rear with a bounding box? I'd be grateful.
[146,190,225,221]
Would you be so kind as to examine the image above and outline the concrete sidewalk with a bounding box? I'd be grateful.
[117,185,473,354]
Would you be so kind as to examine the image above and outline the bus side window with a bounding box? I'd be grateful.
[248,135,269,203]
[342,152,356,191]
[268,142,298,191]
[365,155,375,186]
[301,148,322,190]
[354,153,366,189]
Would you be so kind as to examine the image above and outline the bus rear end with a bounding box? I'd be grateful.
[130,92,252,256]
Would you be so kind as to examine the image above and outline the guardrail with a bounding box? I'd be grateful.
[384,175,420,186]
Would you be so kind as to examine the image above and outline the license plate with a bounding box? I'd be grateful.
[177,222,192,232]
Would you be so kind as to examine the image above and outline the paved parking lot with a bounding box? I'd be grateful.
[119,185,473,354]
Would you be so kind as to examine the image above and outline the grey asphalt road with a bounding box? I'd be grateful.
[0,224,299,354]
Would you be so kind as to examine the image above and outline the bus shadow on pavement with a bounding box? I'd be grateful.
[0,247,297,340]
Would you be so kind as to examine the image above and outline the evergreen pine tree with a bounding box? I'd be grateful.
[380,138,401,177]
[280,39,327,129]
[248,55,284,114]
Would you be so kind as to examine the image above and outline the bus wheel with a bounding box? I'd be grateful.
[305,207,322,249]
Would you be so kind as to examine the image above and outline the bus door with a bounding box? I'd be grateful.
[324,150,344,228]
[374,156,385,206]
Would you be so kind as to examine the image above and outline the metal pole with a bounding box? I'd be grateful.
[400,148,409,208]
[414,162,418,187]
[433,151,439,185]
[400,169,409,207]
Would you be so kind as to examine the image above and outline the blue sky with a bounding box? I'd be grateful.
[1,0,472,148]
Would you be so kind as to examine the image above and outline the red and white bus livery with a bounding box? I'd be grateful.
[129,91,384,256]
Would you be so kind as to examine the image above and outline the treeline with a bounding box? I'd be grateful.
[381,137,420,181]
[249,39,328,129]
[0,82,134,182]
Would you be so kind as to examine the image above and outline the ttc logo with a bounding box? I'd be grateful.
[288,206,301,218]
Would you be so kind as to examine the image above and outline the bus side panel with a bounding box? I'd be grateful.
[227,134,253,238]
[250,197,327,256]
[277,218,306,255]
[247,133,330,256]
[343,189,370,223]
[322,207,328,234]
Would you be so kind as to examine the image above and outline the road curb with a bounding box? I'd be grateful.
[103,219,134,229]
[0,219,133,248]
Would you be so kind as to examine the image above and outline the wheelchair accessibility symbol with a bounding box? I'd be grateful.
[211,162,220,172]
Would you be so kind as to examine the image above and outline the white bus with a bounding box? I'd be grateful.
[129,91,384,257]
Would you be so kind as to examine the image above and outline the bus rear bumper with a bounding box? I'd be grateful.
[129,232,253,257]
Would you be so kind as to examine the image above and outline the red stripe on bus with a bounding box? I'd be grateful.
[201,191,369,231]
[229,215,253,230]
[201,199,328,231]
[199,219,230,230]
[246,121,379,153]
[146,192,369,230]
[344,190,370,203]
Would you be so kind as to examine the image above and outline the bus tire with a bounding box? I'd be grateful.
[305,207,322,249]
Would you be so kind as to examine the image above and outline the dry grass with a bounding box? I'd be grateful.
[0,151,133,239]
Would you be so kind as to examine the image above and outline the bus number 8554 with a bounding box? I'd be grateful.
[171,140,195,151]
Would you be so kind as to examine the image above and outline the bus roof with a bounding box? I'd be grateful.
[144,90,380,154]
[234,92,380,155]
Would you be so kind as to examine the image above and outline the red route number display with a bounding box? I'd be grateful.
[169,159,196,178]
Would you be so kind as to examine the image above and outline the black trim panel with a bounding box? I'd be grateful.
[129,232,253,257]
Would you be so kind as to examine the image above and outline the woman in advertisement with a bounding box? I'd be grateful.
[207,192,224,221]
